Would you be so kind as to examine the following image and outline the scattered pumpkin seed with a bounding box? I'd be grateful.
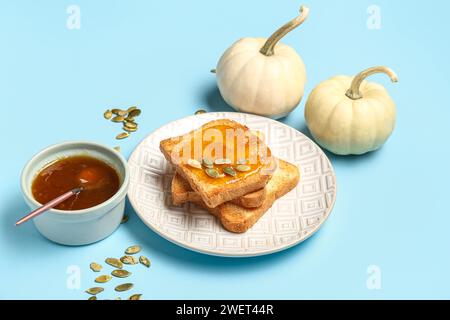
[115,297,122,300]
[128,109,141,117]
[195,109,207,115]
[115,283,134,292]
[116,132,130,140]
[90,262,102,272]
[103,110,113,120]
[205,168,220,178]
[124,121,137,129]
[139,255,151,268]
[114,146,121,152]
[187,159,202,169]
[235,164,251,172]
[214,158,232,165]
[124,116,135,122]
[237,158,247,165]
[129,294,142,300]
[112,109,127,116]
[112,115,125,122]
[121,214,129,224]
[127,106,138,113]
[125,245,141,255]
[202,158,213,167]
[112,269,132,278]
[95,275,112,283]
[88,296,97,300]
[123,126,137,133]
[86,287,104,295]
[223,166,237,177]
[121,255,138,265]
[105,258,123,269]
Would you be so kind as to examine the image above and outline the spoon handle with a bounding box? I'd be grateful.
[16,187,83,226]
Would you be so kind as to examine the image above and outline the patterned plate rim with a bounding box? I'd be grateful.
[127,112,337,257]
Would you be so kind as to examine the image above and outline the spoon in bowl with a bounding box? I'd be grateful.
[15,187,83,226]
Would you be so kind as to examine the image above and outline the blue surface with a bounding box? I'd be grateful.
[1,0,449,299]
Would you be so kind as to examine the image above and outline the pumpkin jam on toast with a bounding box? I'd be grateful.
[177,159,299,233]
[160,119,276,208]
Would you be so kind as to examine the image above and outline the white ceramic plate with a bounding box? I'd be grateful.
[128,112,337,257]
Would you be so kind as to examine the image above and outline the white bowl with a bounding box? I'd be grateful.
[20,141,130,246]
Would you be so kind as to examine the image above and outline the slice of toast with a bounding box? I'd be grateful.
[188,159,300,233]
[160,119,276,208]
[172,172,267,208]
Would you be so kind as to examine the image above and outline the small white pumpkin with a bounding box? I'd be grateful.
[305,66,398,155]
[215,6,309,119]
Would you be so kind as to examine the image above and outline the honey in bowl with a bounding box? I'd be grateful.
[32,155,120,211]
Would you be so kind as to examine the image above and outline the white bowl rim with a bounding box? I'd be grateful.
[20,140,130,216]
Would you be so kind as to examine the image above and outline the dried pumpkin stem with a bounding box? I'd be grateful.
[259,5,309,57]
[346,66,398,100]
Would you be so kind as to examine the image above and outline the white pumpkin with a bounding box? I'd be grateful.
[215,6,309,119]
[305,66,398,155]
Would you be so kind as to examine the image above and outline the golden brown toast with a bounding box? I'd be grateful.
[172,172,267,208]
[160,119,276,208]
[188,159,300,233]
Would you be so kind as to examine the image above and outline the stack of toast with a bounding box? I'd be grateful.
[160,119,299,233]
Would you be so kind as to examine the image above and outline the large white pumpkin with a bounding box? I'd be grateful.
[215,6,309,119]
[305,66,398,155]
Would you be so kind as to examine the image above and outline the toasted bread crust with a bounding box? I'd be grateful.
[160,119,275,208]
[190,159,300,233]
[172,172,267,208]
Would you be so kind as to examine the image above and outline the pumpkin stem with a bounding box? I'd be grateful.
[346,66,398,100]
[259,5,309,57]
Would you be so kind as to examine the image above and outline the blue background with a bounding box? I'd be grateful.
[1,0,449,299]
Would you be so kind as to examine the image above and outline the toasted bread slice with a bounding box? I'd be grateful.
[172,172,267,208]
[190,159,300,233]
[160,119,276,208]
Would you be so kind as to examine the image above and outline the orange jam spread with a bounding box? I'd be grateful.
[177,125,270,185]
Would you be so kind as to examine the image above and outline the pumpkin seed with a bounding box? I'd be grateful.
[125,245,141,255]
[121,255,138,265]
[86,287,104,295]
[90,262,102,272]
[112,109,127,116]
[124,121,137,129]
[124,116,135,122]
[88,296,97,300]
[105,258,123,269]
[116,132,130,140]
[195,109,207,115]
[187,159,202,169]
[128,109,141,117]
[112,115,125,122]
[121,214,129,224]
[115,283,134,292]
[202,158,213,167]
[114,146,121,152]
[123,126,137,133]
[127,106,138,113]
[104,110,113,120]
[214,158,232,165]
[223,166,236,177]
[236,165,251,172]
[112,269,132,278]
[129,294,142,300]
[95,275,112,283]
[205,168,220,178]
[237,158,247,165]
[139,255,151,268]
[115,297,122,300]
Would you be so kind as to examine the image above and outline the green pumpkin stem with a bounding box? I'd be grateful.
[346,66,398,100]
[259,5,309,57]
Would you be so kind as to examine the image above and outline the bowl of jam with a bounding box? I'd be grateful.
[21,141,130,245]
